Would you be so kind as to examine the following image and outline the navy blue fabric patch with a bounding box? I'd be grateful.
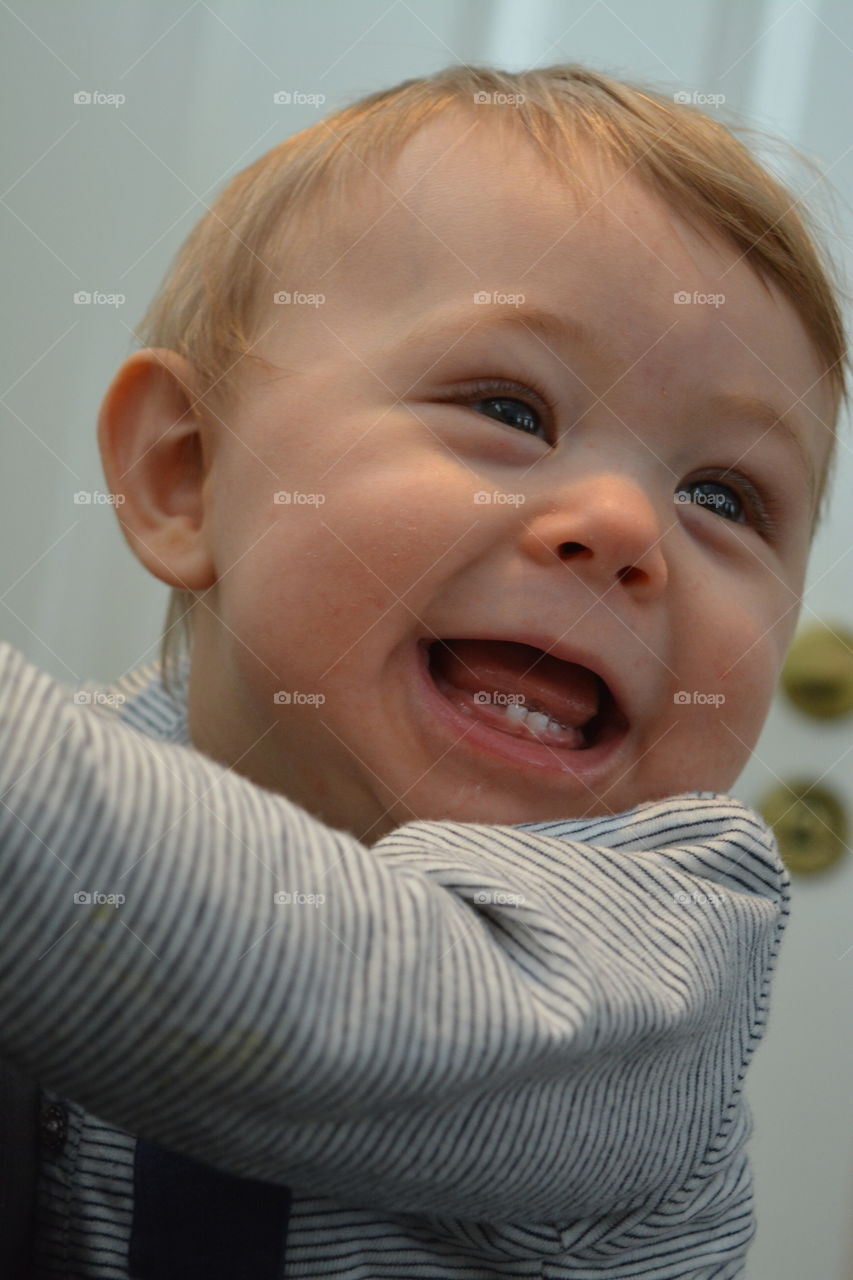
[129,1138,291,1280]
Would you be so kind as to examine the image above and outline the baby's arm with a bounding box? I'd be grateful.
[0,643,788,1223]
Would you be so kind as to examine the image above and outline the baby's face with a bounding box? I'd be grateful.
[187,114,833,843]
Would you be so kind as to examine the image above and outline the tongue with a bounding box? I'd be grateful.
[431,639,600,728]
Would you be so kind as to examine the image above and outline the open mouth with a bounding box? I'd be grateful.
[422,638,629,755]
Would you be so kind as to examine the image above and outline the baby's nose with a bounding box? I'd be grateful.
[517,473,670,597]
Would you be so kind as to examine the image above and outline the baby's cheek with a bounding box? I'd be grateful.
[713,624,783,738]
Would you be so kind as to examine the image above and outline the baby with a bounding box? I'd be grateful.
[0,62,847,1280]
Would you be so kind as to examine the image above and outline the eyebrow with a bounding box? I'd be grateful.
[701,390,816,500]
[397,304,817,500]
[396,304,612,361]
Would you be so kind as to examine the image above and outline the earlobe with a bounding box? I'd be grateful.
[97,348,217,591]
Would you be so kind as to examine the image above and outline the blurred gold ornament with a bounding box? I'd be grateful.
[780,623,853,719]
[758,780,848,875]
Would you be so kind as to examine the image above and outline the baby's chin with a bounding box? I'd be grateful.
[368,781,672,837]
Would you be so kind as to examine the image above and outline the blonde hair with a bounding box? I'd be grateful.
[133,63,851,695]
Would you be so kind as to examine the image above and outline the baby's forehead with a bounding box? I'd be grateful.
[307,124,809,365]
[321,111,622,273]
[311,113,747,325]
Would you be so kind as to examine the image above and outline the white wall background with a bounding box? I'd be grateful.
[1,2,851,1275]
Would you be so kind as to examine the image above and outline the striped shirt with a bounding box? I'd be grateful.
[0,641,790,1278]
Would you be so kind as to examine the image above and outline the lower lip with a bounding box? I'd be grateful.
[412,640,630,779]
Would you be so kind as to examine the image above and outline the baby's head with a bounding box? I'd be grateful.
[98,64,848,843]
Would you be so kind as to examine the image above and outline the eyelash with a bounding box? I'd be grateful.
[442,375,783,540]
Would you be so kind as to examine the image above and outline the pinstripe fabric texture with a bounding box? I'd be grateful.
[0,642,790,1278]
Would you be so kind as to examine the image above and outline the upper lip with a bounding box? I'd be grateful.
[427,631,631,728]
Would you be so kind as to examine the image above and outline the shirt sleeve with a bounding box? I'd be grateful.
[0,642,789,1223]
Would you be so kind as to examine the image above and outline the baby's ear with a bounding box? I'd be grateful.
[96,348,216,591]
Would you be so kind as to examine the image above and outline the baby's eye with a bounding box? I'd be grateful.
[456,378,552,442]
[675,479,747,524]
[472,395,545,439]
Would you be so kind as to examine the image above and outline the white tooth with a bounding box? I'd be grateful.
[504,702,528,724]
[526,711,552,736]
